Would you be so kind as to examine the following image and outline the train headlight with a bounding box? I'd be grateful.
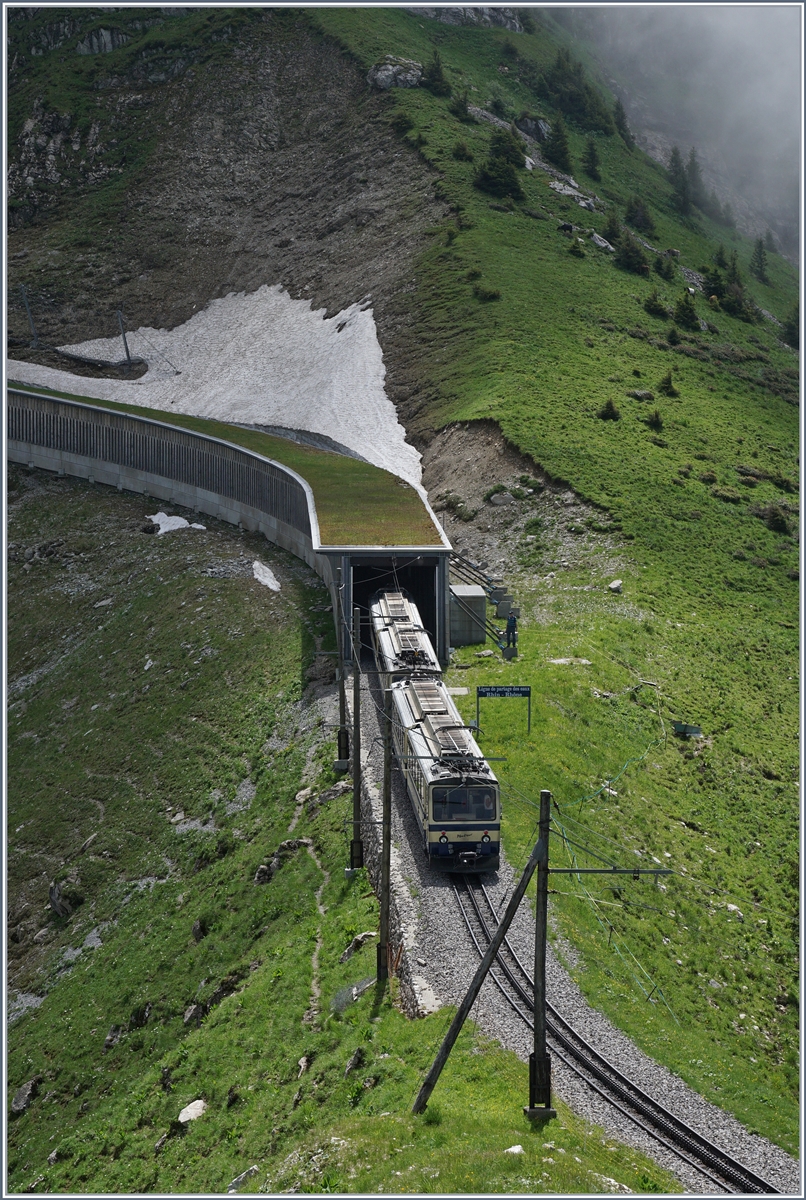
[439,833,449,844]
[481,833,491,844]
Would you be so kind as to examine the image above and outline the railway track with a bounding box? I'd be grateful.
[453,874,779,1196]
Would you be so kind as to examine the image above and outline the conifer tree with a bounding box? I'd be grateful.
[714,244,727,269]
[764,229,777,253]
[602,210,621,245]
[613,97,634,149]
[750,238,769,284]
[704,189,724,221]
[542,114,572,173]
[668,146,690,215]
[614,230,649,275]
[721,201,735,228]
[581,137,601,181]
[422,50,451,97]
[686,147,706,209]
[673,291,700,330]
[782,301,799,350]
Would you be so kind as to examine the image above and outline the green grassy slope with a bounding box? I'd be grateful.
[315,8,800,1152]
[6,467,677,1194]
[8,383,442,547]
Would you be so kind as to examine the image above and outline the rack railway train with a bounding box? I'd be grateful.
[370,590,500,872]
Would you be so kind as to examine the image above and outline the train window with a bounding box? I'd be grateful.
[431,787,497,822]
[471,788,497,820]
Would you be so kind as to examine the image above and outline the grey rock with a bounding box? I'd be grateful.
[489,491,514,506]
[344,1046,364,1076]
[154,1132,169,1153]
[475,649,495,658]
[76,28,129,55]
[608,580,623,593]
[298,1055,310,1078]
[183,1003,204,1027]
[11,1077,40,1115]
[227,1165,259,1194]
[339,931,377,963]
[103,1025,122,1051]
[47,1149,60,1165]
[627,390,655,402]
[367,57,422,90]
[587,234,614,255]
[516,116,551,143]
[192,918,207,942]
[48,881,71,918]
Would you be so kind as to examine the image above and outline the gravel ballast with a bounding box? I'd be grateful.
[354,664,800,1195]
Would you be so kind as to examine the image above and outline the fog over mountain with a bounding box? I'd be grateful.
[551,4,801,258]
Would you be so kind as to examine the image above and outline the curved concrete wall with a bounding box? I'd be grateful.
[7,387,330,580]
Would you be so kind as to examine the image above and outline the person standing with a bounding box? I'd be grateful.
[506,611,518,649]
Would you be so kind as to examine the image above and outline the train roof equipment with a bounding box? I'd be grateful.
[371,591,441,677]
[390,677,498,784]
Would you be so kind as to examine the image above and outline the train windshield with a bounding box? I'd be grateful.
[432,787,497,822]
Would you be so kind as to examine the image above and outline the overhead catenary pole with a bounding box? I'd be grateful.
[350,605,364,870]
[412,832,546,1115]
[378,687,392,980]
[525,789,557,1120]
[335,568,349,769]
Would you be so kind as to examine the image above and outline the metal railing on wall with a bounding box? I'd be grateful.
[7,388,313,539]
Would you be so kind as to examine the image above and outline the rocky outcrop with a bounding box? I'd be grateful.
[76,28,130,56]
[515,115,551,143]
[367,56,422,90]
[406,7,525,32]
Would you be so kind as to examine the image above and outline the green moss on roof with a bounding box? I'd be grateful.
[7,382,443,547]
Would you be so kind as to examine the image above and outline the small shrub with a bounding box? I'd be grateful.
[762,503,791,534]
[474,157,524,201]
[657,370,679,397]
[699,471,718,484]
[488,86,510,118]
[452,140,473,162]
[568,240,586,258]
[647,408,664,431]
[712,486,742,504]
[666,326,681,346]
[388,110,413,136]
[489,127,527,166]
[423,1103,442,1126]
[484,483,509,501]
[644,289,669,319]
[465,268,482,281]
[473,284,501,302]
[449,89,474,122]
[518,474,544,491]
[598,398,621,421]
[654,254,675,281]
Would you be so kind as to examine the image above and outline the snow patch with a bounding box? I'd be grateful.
[8,284,423,488]
[253,561,281,591]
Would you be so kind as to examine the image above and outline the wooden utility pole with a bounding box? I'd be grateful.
[350,606,364,870]
[524,789,557,1120]
[412,832,546,1115]
[377,687,392,980]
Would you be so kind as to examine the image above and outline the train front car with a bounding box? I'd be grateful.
[390,677,500,872]
[370,591,442,689]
